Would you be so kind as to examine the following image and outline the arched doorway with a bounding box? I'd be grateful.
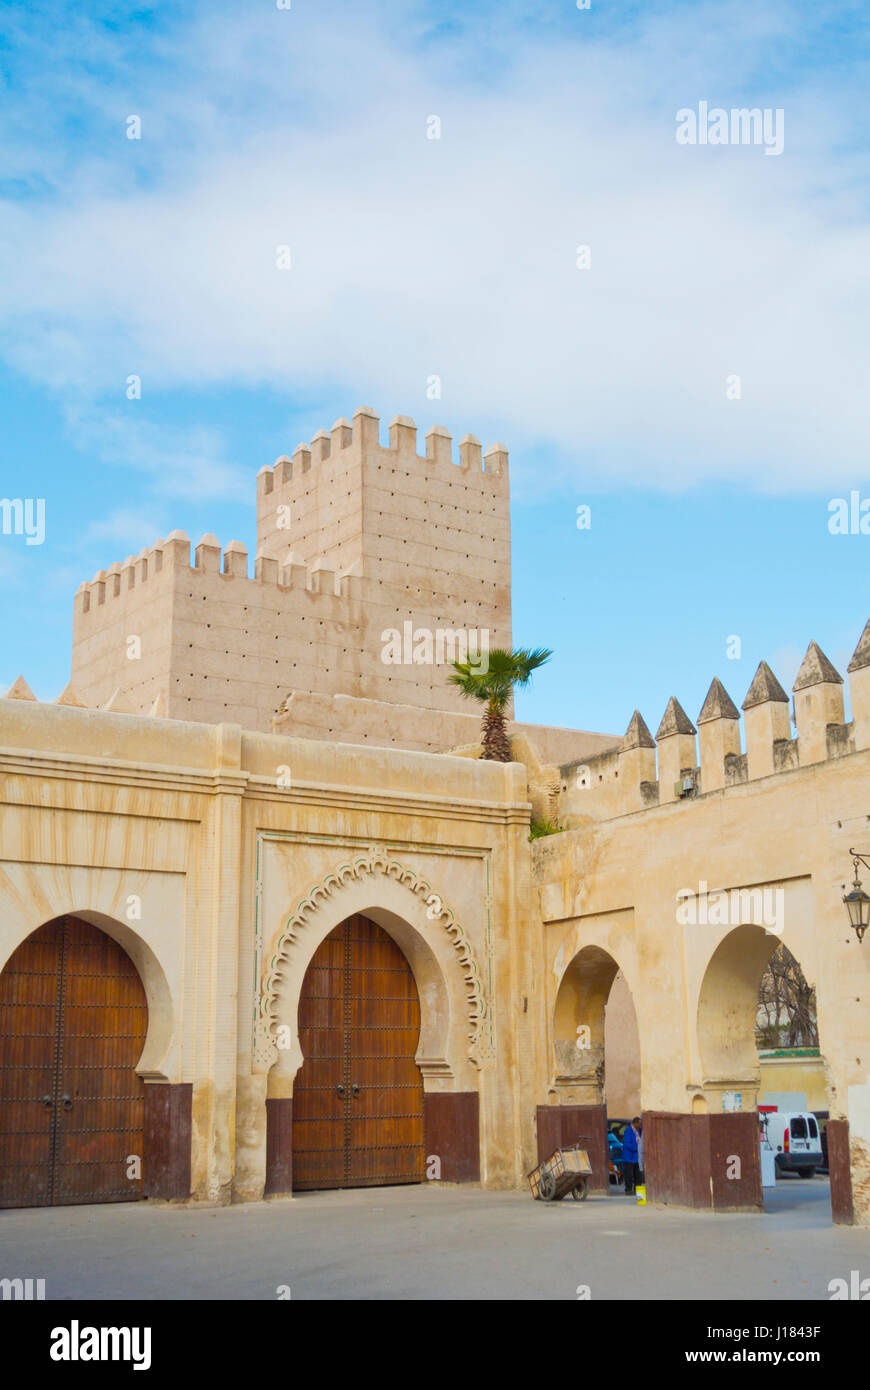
[696,923,833,1217]
[291,914,425,1191]
[549,944,641,1191]
[0,916,148,1208]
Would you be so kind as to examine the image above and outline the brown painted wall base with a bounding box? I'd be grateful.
[143,1082,192,1201]
[536,1104,608,1192]
[264,1093,480,1193]
[424,1092,480,1182]
[827,1119,854,1225]
[265,1098,293,1196]
[645,1110,762,1211]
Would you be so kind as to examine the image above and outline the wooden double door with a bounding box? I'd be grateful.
[0,917,148,1208]
[292,915,425,1190]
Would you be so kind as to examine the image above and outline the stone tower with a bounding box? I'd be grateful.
[69,407,514,751]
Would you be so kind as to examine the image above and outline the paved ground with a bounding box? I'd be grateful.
[1,1174,865,1301]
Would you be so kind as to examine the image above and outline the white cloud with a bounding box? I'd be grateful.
[62,406,248,503]
[82,509,167,551]
[2,1,869,493]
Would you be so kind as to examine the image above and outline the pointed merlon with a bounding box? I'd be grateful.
[742,661,789,709]
[848,617,870,673]
[55,683,87,707]
[793,641,843,691]
[656,697,697,739]
[621,710,656,750]
[698,677,740,725]
[4,675,37,701]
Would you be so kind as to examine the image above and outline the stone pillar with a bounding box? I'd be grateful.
[192,723,245,1204]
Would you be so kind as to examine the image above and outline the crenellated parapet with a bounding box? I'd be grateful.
[74,529,363,613]
[256,405,509,501]
[557,619,870,826]
[255,406,512,599]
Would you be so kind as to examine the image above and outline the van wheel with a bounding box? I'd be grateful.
[798,1168,816,1179]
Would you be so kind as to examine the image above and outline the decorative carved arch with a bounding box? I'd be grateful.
[253,851,488,1072]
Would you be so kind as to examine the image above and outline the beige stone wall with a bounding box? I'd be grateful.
[536,634,870,1222]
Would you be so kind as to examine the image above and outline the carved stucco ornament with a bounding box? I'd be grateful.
[253,851,489,1072]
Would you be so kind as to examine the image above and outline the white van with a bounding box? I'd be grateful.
[762,1111,823,1178]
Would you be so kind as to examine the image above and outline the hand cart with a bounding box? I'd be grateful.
[528,1143,592,1202]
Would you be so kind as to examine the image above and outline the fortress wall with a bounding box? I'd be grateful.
[71,542,176,715]
[71,531,512,735]
[72,408,514,737]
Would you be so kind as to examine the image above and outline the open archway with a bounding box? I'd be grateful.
[549,944,642,1191]
[553,945,640,1109]
[697,923,832,1217]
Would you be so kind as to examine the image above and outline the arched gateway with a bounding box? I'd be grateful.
[292,914,425,1190]
[0,916,148,1208]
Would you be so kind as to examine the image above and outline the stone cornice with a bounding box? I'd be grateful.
[0,748,531,825]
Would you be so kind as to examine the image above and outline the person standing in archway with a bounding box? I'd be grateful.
[622,1117,642,1195]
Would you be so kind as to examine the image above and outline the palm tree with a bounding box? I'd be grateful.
[448,647,552,761]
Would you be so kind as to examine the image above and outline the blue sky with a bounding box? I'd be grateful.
[1,0,870,738]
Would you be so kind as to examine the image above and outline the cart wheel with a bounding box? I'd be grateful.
[538,1171,556,1201]
[570,1177,589,1202]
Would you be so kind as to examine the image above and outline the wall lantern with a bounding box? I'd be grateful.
[843,850,870,942]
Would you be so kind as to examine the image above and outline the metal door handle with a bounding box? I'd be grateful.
[61,1094,72,1110]
[336,1084,345,1096]
[41,1095,52,1109]
[351,1084,360,1097]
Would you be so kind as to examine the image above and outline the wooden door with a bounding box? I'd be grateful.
[0,917,148,1208]
[292,915,425,1191]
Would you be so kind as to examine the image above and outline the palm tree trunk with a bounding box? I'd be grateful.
[481,704,511,761]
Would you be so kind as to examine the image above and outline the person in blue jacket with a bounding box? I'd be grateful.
[622,1117,642,1194]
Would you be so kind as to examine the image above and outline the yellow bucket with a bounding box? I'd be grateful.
[636,1184,646,1206]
